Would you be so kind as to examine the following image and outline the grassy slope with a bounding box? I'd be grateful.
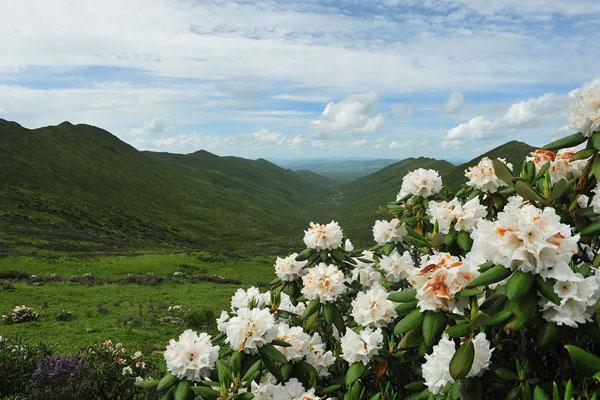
[284,159,399,182]
[333,157,455,245]
[0,253,274,353]
[0,120,335,255]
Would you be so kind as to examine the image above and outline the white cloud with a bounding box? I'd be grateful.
[444,92,464,114]
[442,91,570,148]
[311,93,384,134]
[388,139,415,150]
[442,115,496,148]
[248,129,286,146]
[501,93,566,126]
[390,104,413,119]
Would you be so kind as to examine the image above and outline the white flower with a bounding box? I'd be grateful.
[273,323,311,361]
[250,378,326,400]
[230,287,270,311]
[164,329,220,382]
[427,197,487,234]
[591,183,600,214]
[578,194,590,208]
[397,168,443,199]
[408,252,479,313]
[526,148,588,184]
[379,250,415,282]
[121,366,133,376]
[216,310,231,333]
[349,251,382,287]
[570,80,600,137]
[303,221,343,250]
[351,282,397,327]
[465,157,513,193]
[277,293,306,316]
[372,218,407,245]
[470,196,579,281]
[541,271,600,327]
[422,334,455,394]
[344,239,354,252]
[422,333,493,394]
[301,263,346,303]
[340,327,383,365]
[275,253,307,281]
[225,308,278,353]
[305,334,336,377]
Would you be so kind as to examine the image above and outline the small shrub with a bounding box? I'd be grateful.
[29,355,89,400]
[55,310,75,322]
[0,337,50,396]
[2,305,39,324]
[183,309,215,330]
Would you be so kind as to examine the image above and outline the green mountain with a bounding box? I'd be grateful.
[443,141,535,191]
[0,119,335,255]
[334,157,455,244]
[277,158,399,183]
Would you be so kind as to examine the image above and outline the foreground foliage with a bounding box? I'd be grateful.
[140,81,600,399]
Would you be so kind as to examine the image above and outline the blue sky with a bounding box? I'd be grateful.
[1,0,599,161]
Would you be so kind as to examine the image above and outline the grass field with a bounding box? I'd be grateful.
[0,252,275,354]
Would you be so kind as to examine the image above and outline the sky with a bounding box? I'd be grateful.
[1,0,599,161]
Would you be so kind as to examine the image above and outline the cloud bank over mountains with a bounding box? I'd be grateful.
[0,0,599,159]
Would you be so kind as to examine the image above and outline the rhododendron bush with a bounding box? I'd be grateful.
[140,82,600,399]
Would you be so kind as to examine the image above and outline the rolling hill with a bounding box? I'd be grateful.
[333,157,455,244]
[0,119,336,255]
[332,141,536,246]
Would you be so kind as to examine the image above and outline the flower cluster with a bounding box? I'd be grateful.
[2,305,39,324]
[151,83,600,400]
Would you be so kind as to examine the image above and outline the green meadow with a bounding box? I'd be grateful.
[0,253,275,354]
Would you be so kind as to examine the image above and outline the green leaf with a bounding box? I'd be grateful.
[229,351,242,373]
[592,132,600,150]
[157,373,178,392]
[484,310,512,326]
[241,359,262,383]
[536,276,561,305]
[495,367,518,381]
[322,384,343,394]
[515,181,546,203]
[571,147,596,161]
[592,157,600,181]
[381,242,396,255]
[422,311,447,347]
[580,220,600,236]
[191,386,220,399]
[564,380,573,400]
[394,300,418,313]
[271,339,291,347]
[399,327,423,349]
[565,344,600,374]
[323,303,335,324]
[542,132,587,150]
[174,381,192,400]
[135,379,160,390]
[537,322,559,348]
[302,299,321,319]
[551,179,570,200]
[295,248,313,261]
[506,271,535,300]
[237,393,255,400]
[259,344,287,364]
[492,158,514,186]
[506,291,537,331]
[446,322,470,337]
[468,264,512,288]
[394,309,424,335]
[534,386,550,400]
[404,380,427,391]
[216,359,231,387]
[457,288,483,298]
[388,289,417,303]
[450,340,474,380]
[456,230,473,252]
[345,362,366,386]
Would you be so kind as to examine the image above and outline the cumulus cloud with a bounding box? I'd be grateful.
[442,116,496,148]
[248,129,286,146]
[311,93,384,134]
[501,93,566,126]
[442,92,569,148]
[444,92,464,114]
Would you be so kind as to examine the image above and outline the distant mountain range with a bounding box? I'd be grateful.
[275,158,399,182]
[0,119,536,254]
